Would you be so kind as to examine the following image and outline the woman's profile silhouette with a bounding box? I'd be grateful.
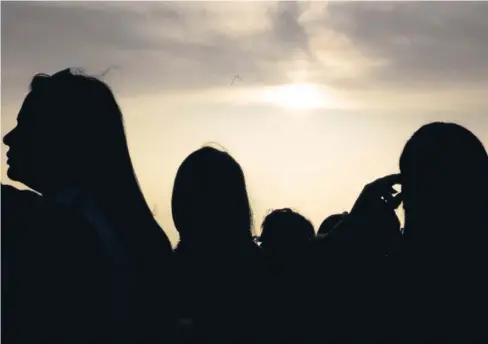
[3,68,173,343]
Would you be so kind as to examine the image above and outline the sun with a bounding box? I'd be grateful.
[263,83,324,110]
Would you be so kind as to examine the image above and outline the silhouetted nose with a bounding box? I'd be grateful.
[3,128,15,147]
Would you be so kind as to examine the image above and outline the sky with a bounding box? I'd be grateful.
[2,1,488,245]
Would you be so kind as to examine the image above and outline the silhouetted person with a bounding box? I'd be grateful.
[258,208,315,341]
[2,68,173,343]
[171,146,269,343]
[320,122,488,341]
[309,175,403,342]
[400,122,488,254]
[317,212,348,237]
[310,173,403,261]
[398,122,488,340]
[259,208,315,259]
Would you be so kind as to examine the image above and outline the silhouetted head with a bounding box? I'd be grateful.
[400,122,488,240]
[317,212,347,236]
[172,146,254,248]
[259,208,315,255]
[4,68,170,250]
[4,68,127,194]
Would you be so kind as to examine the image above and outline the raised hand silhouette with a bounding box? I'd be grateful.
[350,174,402,225]
[327,174,402,256]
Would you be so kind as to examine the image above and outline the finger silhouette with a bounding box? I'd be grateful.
[391,193,403,209]
[375,173,401,187]
[383,191,402,208]
[367,174,401,198]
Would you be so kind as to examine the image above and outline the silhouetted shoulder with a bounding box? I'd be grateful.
[2,185,45,251]
[2,185,111,343]
[2,184,40,209]
[2,184,99,246]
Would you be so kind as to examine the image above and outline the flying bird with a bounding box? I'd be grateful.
[231,75,242,86]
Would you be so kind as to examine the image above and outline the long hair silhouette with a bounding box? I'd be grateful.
[172,146,254,251]
[5,68,170,250]
[4,68,172,342]
[171,146,270,343]
[396,125,488,343]
[400,122,488,245]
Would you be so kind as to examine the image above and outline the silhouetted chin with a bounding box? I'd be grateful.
[6,166,17,181]
[6,165,28,187]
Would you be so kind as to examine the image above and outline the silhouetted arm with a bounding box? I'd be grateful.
[324,174,402,253]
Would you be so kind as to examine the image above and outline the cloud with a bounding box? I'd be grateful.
[323,2,488,88]
[2,1,488,103]
[269,1,312,58]
[1,1,287,99]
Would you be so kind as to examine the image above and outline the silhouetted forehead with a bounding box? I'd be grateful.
[17,92,39,122]
[18,89,71,125]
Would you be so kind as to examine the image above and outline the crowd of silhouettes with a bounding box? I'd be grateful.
[2,68,488,343]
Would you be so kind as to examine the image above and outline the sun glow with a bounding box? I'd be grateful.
[263,83,326,110]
